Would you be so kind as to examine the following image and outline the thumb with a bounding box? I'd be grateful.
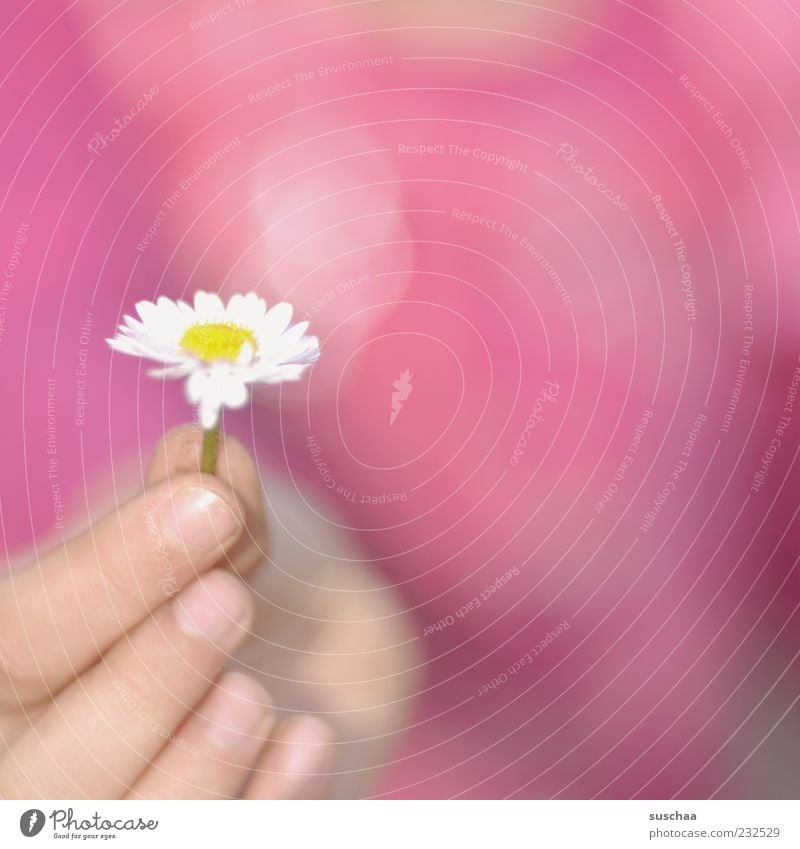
[147,425,268,576]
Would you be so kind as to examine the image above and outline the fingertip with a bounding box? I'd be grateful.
[147,427,262,506]
[147,425,204,486]
[244,715,335,799]
[279,715,337,750]
[159,479,245,553]
[201,672,274,749]
[171,568,254,647]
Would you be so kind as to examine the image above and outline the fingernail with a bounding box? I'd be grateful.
[172,570,250,646]
[162,485,241,551]
[202,674,273,748]
[270,717,334,779]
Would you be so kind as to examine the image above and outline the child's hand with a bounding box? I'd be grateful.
[0,426,334,799]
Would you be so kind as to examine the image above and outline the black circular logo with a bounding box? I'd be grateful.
[19,809,45,837]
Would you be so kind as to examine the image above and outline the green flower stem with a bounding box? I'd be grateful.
[201,424,221,475]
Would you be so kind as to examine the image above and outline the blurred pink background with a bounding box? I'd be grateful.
[2,0,800,798]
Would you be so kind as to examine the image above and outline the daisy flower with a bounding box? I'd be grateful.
[107,291,319,472]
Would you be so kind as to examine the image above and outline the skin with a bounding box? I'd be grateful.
[149,427,421,798]
[0,427,340,799]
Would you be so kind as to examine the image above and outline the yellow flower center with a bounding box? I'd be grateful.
[179,322,257,362]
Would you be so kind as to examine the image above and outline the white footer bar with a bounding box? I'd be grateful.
[1,799,797,848]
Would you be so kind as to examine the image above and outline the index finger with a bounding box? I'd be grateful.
[0,470,243,708]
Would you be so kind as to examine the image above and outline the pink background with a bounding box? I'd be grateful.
[1,0,800,798]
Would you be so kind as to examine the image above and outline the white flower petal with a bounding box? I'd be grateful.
[148,361,196,379]
[186,371,224,429]
[135,300,158,324]
[224,293,269,331]
[132,296,187,346]
[156,295,179,315]
[246,292,266,316]
[194,291,225,319]
[283,320,309,343]
[225,294,247,325]
[280,334,320,364]
[245,332,319,379]
[177,299,195,320]
[200,399,221,429]
[236,341,255,365]
[123,315,145,334]
[108,333,183,364]
[258,363,309,384]
[185,369,210,403]
[262,301,293,336]
[107,336,140,355]
[222,376,249,408]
